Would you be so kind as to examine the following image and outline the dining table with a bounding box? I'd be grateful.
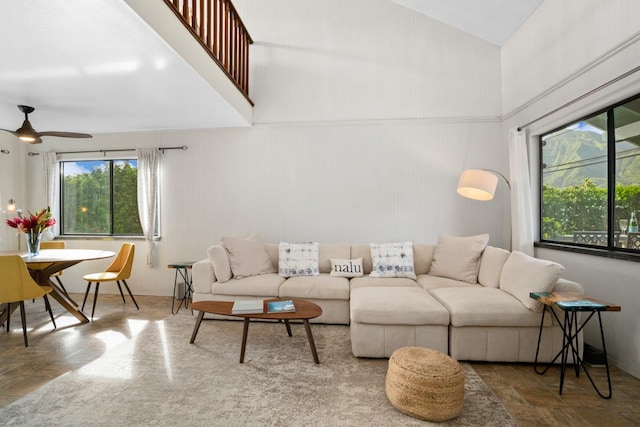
[0,248,115,325]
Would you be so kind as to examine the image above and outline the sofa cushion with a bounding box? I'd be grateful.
[278,242,320,277]
[319,244,351,273]
[221,236,276,279]
[207,244,232,283]
[351,287,449,325]
[330,257,364,277]
[212,273,285,297]
[369,241,417,279]
[429,287,552,327]
[478,246,511,288]
[279,274,350,300]
[417,274,481,291]
[500,251,564,312]
[350,276,420,289]
[413,243,436,275]
[428,234,489,283]
[350,244,373,274]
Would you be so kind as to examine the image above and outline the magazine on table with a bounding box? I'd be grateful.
[267,300,296,313]
[231,299,264,314]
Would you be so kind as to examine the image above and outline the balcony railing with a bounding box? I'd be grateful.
[165,0,253,104]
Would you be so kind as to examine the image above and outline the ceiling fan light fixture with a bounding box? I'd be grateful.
[19,135,37,142]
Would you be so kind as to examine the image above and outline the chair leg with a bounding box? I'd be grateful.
[19,301,28,347]
[82,282,92,311]
[5,302,10,332]
[91,282,100,320]
[121,280,139,310]
[43,295,57,329]
[54,276,69,297]
[116,281,126,303]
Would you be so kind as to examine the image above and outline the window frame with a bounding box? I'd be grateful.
[59,158,150,238]
[537,91,640,261]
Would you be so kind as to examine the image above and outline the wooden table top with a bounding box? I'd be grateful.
[191,298,323,320]
[530,291,621,312]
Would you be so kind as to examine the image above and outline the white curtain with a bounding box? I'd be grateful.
[508,128,534,256]
[136,148,160,267]
[42,152,58,239]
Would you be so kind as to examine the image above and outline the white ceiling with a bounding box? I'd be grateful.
[0,0,542,141]
[391,0,543,46]
[0,0,248,140]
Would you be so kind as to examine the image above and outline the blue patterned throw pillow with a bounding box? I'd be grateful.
[369,241,417,279]
[278,242,320,277]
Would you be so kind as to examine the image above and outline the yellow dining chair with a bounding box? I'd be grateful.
[0,255,57,347]
[82,243,139,320]
[40,240,69,296]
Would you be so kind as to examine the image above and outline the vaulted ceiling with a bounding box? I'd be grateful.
[0,0,543,140]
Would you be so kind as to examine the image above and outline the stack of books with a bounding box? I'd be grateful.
[231,299,264,314]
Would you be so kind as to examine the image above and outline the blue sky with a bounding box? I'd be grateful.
[63,160,137,176]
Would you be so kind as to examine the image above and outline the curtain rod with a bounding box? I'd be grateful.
[517,64,640,131]
[27,145,188,157]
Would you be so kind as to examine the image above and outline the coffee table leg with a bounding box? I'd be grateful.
[303,319,319,364]
[190,310,205,344]
[240,318,250,363]
[284,319,292,337]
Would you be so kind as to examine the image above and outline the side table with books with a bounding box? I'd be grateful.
[530,291,621,399]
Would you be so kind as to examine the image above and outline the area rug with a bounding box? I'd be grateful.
[0,315,515,426]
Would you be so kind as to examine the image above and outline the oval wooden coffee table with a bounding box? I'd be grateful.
[189,298,323,364]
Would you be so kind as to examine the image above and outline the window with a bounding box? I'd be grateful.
[61,160,143,236]
[540,93,640,253]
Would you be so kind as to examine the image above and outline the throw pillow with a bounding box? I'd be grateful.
[500,251,565,312]
[330,257,364,278]
[207,244,232,283]
[428,234,490,283]
[477,246,511,288]
[221,236,276,279]
[369,242,417,280]
[278,242,320,277]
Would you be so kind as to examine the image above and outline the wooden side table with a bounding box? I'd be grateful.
[168,262,194,314]
[530,291,621,399]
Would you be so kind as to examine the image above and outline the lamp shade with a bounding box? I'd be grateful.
[457,169,498,201]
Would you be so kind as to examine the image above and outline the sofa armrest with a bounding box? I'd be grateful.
[552,277,584,295]
[192,258,217,294]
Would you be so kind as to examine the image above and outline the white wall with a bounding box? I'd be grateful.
[501,0,640,378]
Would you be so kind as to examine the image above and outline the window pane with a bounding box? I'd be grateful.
[113,160,143,235]
[541,113,609,246]
[62,161,111,234]
[614,98,640,249]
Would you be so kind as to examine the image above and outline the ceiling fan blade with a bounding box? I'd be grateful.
[37,131,93,138]
[0,128,20,137]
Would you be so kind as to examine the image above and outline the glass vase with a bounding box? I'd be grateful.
[25,232,42,256]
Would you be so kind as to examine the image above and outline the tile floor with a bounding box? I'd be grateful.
[1,294,639,426]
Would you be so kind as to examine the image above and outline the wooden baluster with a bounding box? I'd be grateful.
[206,0,212,50]
[199,0,204,39]
[182,0,188,21]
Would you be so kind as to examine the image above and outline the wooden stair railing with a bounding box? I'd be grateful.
[165,0,253,105]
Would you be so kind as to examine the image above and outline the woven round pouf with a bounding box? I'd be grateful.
[385,347,465,422]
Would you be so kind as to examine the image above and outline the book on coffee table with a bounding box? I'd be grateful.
[267,300,296,313]
[231,299,264,314]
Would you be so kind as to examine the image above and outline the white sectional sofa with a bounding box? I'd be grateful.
[191,236,583,363]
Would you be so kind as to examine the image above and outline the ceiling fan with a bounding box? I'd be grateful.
[0,105,92,144]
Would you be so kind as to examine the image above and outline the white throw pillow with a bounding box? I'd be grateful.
[428,234,489,283]
[369,242,417,280]
[500,251,565,312]
[221,236,276,279]
[278,242,320,277]
[330,258,364,277]
[478,246,511,288]
[207,244,232,283]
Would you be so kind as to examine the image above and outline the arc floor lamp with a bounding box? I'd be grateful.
[457,169,511,249]
[457,169,511,201]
